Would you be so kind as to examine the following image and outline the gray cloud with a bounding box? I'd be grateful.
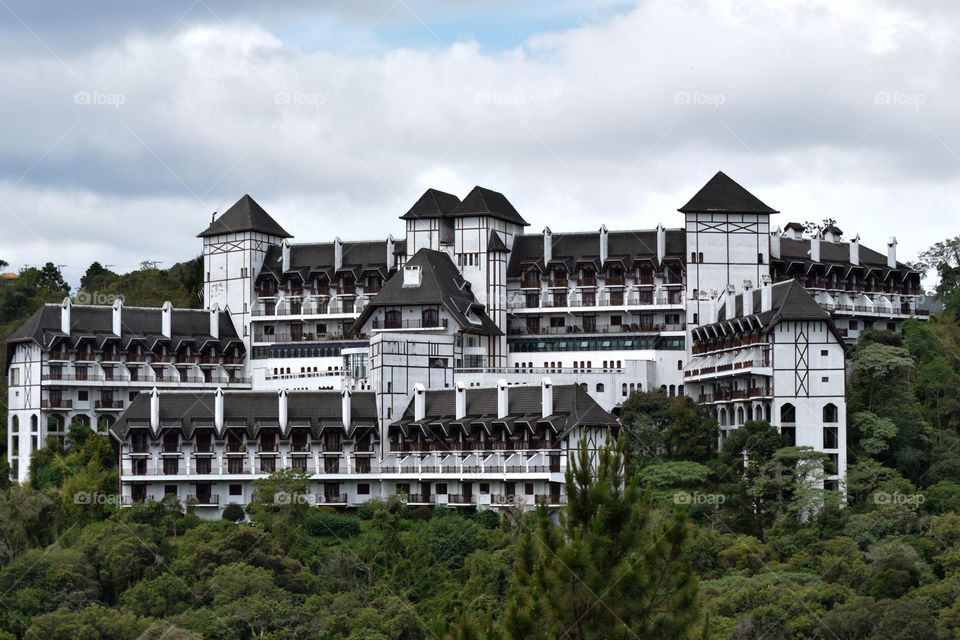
[0,0,957,288]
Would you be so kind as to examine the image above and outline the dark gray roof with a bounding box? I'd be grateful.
[506,229,685,275]
[353,249,501,335]
[702,280,839,343]
[392,383,618,439]
[198,194,292,238]
[258,240,395,281]
[679,171,778,214]
[448,186,529,226]
[6,303,242,368]
[775,237,918,276]
[110,390,378,440]
[400,188,462,221]
[487,230,508,253]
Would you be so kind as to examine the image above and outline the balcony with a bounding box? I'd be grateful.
[316,493,348,505]
[41,398,73,409]
[322,443,343,453]
[127,353,150,362]
[547,277,568,288]
[48,350,70,361]
[372,318,448,331]
[577,275,597,287]
[603,275,625,287]
[95,400,124,410]
[447,494,476,505]
[75,352,96,362]
[406,493,434,505]
[188,494,219,506]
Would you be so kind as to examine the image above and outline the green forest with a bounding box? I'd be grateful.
[2,244,960,639]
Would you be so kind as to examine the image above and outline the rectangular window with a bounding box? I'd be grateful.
[357,483,370,495]
[324,457,340,473]
[428,357,448,369]
[820,349,828,356]
[823,427,839,449]
[781,427,796,447]
[78,390,89,402]
[163,458,179,475]
[436,483,447,495]
[479,483,490,494]
[550,316,565,328]
[196,458,211,475]
[260,457,276,474]
[164,485,177,497]
[10,368,18,386]
[291,457,307,471]
[525,483,534,496]
[227,458,243,474]
[849,320,858,330]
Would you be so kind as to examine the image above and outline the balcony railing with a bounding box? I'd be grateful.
[95,399,124,410]
[372,318,449,330]
[188,494,219,506]
[316,493,348,505]
[41,398,72,409]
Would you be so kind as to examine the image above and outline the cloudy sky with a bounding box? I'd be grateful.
[0,0,956,287]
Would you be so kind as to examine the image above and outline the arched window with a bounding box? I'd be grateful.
[31,415,38,431]
[698,252,704,263]
[47,414,65,432]
[719,408,728,426]
[780,403,796,423]
[422,308,439,328]
[385,309,401,329]
[11,416,18,432]
[622,383,628,397]
[736,406,745,424]
[72,414,91,428]
[669,384,676,397]
[691,252,698,263]
[97,415,115,431]
[823,403,839,423]
[764,404,771,422]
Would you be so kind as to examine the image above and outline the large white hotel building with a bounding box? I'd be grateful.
[5,172,927,511]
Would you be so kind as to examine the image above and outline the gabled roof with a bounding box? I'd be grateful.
[679,171,778,215]
[506,229,685,276]
[487,230,509,253]
[109,390,378,440]
[353,248,501,335]
[707,280,839,342]
[392,383,618,439]
[198,194,292,238]
[400,188,462,221]
[449,186,529,226]
[6,304,243,369]
[258,240,395,281]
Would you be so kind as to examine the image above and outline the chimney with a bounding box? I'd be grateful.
[150,387,160,435]
[214,387,224,432]
[342,388,352,430]
[599,225,608,265]
[161,301,172,339]
[281,240,291,273]
[770,228,781,259]
[810,237,820,263]
[112,298,122,337]
[209,304,219,339]
[541,377,553,417]
[543,227,552,264]
[742,281,754,316]
[402,265,422,288]
[334,237,343,271]
[60,297,71,335]
[761,284,773,312]
[413,383,425,422]
[278,389,288,433]
[386,235,396,270]
[656,223,666,266]
[849,234,860,266]
[724,285,736,319]
[497,379,509,419]
[784,223,804,240]
[455,381,466,420]
[887,236,897,268]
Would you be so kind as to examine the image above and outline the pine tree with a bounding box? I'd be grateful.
[501,437,705,639]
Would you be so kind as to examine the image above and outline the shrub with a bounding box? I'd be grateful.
[356,498,383,520]
[473,509,500,529]
[222,503,245,522]
[305,509,361,538]
[412,506,432,522]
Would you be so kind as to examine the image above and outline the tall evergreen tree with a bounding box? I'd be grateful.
[501,437,705,640]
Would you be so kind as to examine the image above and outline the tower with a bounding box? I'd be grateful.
[198,195,292,354]
[680,171,778,330]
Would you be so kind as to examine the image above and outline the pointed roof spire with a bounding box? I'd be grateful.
[678,171,778,214]
[400,188,462,221]
[450,186,529,226]
[198,194,292,238]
